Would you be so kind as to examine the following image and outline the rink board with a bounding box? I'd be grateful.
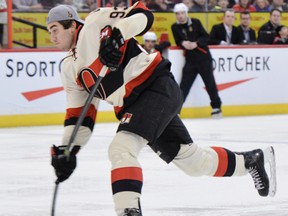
[0,46,288,127]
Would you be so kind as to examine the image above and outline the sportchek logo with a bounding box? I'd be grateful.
[21,78,255,101]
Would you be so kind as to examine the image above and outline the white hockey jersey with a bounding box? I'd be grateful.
[61,2,163,147]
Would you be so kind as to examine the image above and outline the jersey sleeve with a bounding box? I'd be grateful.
[72,2,154,96]
[83,2,154,41]
[60,59,100,148]
[120,1,154,37]
[62,102,99,148]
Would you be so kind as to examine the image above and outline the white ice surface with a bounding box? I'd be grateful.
[0,115,288,216]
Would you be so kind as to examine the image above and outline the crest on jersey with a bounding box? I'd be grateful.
[120,113,133,124]
[100,25,112,41]
[78,68,107,100]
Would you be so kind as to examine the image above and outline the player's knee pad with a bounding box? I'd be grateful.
[108,131,148,169]
[172,144,218,176]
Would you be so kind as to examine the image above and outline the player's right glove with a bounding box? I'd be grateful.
[51,145,80,183]
[99,27,125,71]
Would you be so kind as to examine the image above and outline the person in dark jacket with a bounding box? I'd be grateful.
[171,3,222,118]
[209,9,242,45]
[257,9,282,44]
[237,11,257,44]
[273,25,288,44]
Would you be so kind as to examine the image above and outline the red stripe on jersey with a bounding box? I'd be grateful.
[114,106,122,115]
[80,70,96,89]
[88,39,128,77]
[88,58,107,77]
[119,41,128,55]
[111,167,143,183]
[73,25,83,47]
[114,52,162,114]
[65,104,97,122]
[211,147,228,177]
[133,1,149,10]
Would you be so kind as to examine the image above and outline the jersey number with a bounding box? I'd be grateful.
[109,11,126,18]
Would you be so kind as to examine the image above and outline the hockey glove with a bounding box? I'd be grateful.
[99,27,125,71]
[51,145,80,183]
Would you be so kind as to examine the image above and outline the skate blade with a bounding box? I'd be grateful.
[264,146,277,197]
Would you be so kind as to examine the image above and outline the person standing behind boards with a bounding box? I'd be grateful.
[171,3,222,118]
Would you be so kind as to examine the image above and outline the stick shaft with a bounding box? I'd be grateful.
[66,66,108,154]
[51,66,108,216]
[51,182,59,216]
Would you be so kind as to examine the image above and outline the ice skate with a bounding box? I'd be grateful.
[122,208,142,216]
[239,147,276,197]
[211,108,222,119]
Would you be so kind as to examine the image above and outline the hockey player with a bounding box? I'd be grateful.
[47,3,276,216]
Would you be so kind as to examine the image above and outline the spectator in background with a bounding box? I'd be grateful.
[132,0,148,6]
[232,0,256,11]
[171,3,222,118]
[257,9,281,44]
[0,0,7,48]
[83,0,97,11]
[228,0,236,8]
[41,0,93,11]
[39,0,62,10]
[62,0,82,10]
[273,25,288,44]
[191,0,208,11]
[105,0,114,7]
[269,0,288,11]
[142,31,171,54]
[209,0,218,9]
[211,0,229,11]
[254,0,270,11]
[237,11,257,44]
[13,0,43,10]
[209,9,241,45]
[115,0,127,7]
[182,0,194,10]
[146,0,169,11]
[75,0,97,10]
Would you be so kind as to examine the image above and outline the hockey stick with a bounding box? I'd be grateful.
[51,181,60,216]
[51,66,108,216]
[65,65,108,158]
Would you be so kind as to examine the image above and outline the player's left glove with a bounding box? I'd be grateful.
[99,27,125,71]
[51,145,80,183]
